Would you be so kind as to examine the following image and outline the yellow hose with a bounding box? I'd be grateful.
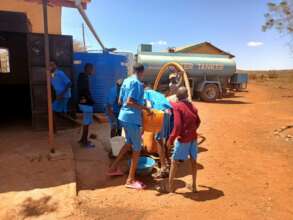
[153,62,192,100]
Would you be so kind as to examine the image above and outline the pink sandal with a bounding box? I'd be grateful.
[106,168,124,176]
[125,181,146,190]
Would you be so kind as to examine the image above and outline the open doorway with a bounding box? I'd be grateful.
[0,32,32,128]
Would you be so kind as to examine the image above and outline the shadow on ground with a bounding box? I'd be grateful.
[198,146,208,153]
[19,196,58,218]
[207,100,251,105]
[177,185,224,202]
[0,126,76,194]
[72,130,128,191]
[153,180,224,202]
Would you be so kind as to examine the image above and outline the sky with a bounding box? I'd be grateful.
[62,0,293,70]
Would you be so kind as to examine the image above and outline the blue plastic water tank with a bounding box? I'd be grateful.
[74,52,128,112]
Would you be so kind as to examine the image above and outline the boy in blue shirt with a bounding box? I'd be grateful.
[144,88,172,178]
[107,63,151,190]
[49,60,72,132]
[105,79,123,138]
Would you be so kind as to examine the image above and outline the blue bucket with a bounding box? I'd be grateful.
[128,156,156,176]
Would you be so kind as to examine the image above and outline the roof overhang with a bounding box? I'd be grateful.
[24,0,91,9]
[175,42,235,58]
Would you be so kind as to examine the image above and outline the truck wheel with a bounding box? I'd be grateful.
[200,84,219,102]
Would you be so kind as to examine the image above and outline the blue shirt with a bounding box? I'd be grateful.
[51,70,71,98]
[144,89,172,111]
[118,75,144,126]
[105,85,120,114]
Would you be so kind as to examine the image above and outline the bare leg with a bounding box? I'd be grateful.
[168,160,178,193]
[109,143,131,171]
[190,158,197,192]
[156,140,167,170]
[165,144,171,166]
[110,128,116,138]
[126,150,140,183]
[80,125,89,144]
[117,128,122,136]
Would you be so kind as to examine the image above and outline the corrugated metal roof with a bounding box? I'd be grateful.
[174,41,235,58]
[162,42,235,58]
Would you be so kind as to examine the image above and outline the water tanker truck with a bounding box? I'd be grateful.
[136,45,248,102]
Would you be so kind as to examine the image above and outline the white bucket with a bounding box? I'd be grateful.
[121,128,126,138]
[110,136,125,157]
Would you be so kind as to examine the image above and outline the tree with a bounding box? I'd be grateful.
[73,39,86,52]
[263,1,293,48]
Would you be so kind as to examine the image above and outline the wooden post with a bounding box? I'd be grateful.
[76,2,106,50]
[82,23,86,51]
[42,0,54,150]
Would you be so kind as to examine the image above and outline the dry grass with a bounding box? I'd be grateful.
[237,69,293,83]
[238,69,293,89]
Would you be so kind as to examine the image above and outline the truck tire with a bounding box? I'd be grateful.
[200,84,219,102]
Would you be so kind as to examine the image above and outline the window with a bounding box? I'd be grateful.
[0,48,10,73]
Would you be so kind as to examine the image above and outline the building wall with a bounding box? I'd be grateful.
[0,0,61,34]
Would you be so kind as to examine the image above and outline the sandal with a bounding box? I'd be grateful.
[152,169,169,179]
[106,168,124,176]
[186,184,198,193]
[125,181,146,190]
[83,142,95,148]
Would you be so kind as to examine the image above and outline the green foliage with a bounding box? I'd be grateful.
[263,0,293,51]
[263,1,293,33]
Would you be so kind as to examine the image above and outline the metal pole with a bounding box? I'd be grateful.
[42,0,54,150]
[82,23,86,51]
[76,3,105,50]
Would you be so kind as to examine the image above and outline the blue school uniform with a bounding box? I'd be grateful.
[118,75,144,126]
[51,70,71,113]
[106,85,121,114]
[118,75,144,152]
[172,140,198,161]
[105,85,121,128]
[79,104,93,125]
[77,72,94,126]
[144,89,172,111]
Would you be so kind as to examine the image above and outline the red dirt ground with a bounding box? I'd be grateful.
[1,79,293,220]
[71,81,293,220]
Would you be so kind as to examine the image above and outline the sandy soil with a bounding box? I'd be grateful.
[71,80,293,220]
[1,79,293,220]
[0,125,77,220]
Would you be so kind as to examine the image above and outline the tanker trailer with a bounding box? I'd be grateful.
[137,50,240,102]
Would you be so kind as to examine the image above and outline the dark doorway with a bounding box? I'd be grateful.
[0,32,31,126]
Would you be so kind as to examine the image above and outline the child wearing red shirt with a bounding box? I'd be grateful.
[167,87,201,193]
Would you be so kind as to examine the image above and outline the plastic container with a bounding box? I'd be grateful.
[143,109,164,132]
[73,52,128,112]
[143,131,158,153]
[128,156,156,176]
[110,136,125,156]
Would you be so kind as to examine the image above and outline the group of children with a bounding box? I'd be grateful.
[106,63,201,193]
[50,60,201,193]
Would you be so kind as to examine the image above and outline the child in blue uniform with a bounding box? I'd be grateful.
[49,60,72,132]
[105,79,123,138]
[78,63,95,148]
[144,88,172,178]
[107,63,151,190]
